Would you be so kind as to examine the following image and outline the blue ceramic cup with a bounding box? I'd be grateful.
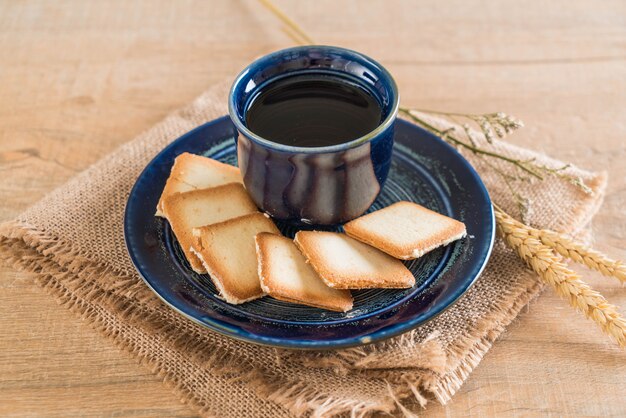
[229,46,399,225]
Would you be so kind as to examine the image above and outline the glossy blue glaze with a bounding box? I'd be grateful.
[229,46,399,225]
[124,116,495,350]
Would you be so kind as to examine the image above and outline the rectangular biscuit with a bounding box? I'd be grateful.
[156,152,242,217]
[255,233,353,312]
[192,213,281,304]
[294,231,415,289]
[343,201,467,260]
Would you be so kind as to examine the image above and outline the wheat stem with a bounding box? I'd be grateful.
[399,107,544,178]
[258,0,315,44]
[281,24,309,46]
[495,208,626,348]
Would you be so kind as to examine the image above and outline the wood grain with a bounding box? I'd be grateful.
[1,0,625,416]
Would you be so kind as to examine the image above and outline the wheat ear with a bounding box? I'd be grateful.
[495,208,626,348]
[528,229,626,284]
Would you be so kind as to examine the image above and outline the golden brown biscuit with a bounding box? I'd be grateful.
[294,231,415,289]
[255,233,353,312]
[156,152,242,217]
[192,213,280,304]
[344,201,467,260]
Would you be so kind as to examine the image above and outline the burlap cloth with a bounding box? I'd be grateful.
[0,82,607,417]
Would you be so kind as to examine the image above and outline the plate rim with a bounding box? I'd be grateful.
[124,116,495,349]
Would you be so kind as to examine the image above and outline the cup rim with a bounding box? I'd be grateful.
[228,45,399,154]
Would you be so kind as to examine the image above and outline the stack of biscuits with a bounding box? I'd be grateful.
[157,153,467,312]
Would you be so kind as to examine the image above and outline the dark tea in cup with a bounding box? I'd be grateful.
[245,73,383,148]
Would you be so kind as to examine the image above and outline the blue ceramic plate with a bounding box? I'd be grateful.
[124,116,494,349]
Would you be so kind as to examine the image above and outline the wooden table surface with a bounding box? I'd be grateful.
[1,1,625,416]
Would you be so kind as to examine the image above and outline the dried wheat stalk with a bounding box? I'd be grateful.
[495,208,626,347]
[529,229,626,284]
